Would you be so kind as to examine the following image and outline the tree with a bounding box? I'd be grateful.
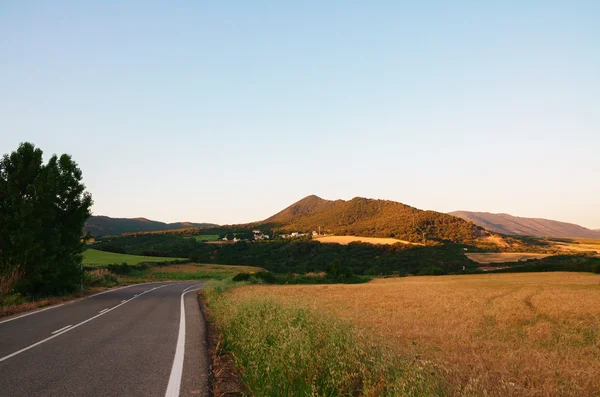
[0,143,93,296]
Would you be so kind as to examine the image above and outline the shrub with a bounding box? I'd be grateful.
[232,272,251,282]
[0,267,22,297]
[84,269,119,288]
[594,263,600,274]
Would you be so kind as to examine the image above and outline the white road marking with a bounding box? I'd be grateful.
[87,283,143,298]
[99,308,109,314]
[0,304,65,325]
[0,284,170,363]
[164,283,203,397]
[0,282,165,326]
[51,325,72,334]
[121,300,127,303]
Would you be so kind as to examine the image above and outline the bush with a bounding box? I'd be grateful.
[106,262,149,275]
[595,263,600,274]
[0,292,27,307]
[232,272,252,282]
[84,269,119,288]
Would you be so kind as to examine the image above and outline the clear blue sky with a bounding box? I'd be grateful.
[1,1,599,228]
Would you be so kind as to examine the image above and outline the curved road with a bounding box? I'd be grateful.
[0,281,209,397]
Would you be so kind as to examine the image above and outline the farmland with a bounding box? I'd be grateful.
[215,272,600,396]
[549,238,600,254]
[313,235,419,245]
[192,234,220,242]
[82,249,186,266]
[466,252,550,264]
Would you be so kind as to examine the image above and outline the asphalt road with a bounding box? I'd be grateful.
[0,281,210,397]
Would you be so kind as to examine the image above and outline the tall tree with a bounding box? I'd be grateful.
[0,143,93,295]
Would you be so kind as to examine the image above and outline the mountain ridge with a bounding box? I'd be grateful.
[84,215,217,237]
[258,195,479,243]
[450,211,600,239]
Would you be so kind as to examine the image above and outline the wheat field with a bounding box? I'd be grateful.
[465,252,550,264]
[313,235,419,245]
[229,273,600,396]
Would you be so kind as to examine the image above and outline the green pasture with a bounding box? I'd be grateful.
[82,249,187,267]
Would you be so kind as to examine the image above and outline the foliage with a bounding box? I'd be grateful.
[491,255,600,273]
[94,234,477,276]
[233,271,370,284]
[203,280,444,396]
[595,262,600,274]
[83,269,119,288]
[0,142,93,296]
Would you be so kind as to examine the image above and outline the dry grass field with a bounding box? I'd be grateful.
[313,235,419,245]
[466,252,550,264]
[228,273,600,396]
[549,239,600,255]
[149,263,261,274]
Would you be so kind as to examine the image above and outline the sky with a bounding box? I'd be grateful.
[1,1,599,228]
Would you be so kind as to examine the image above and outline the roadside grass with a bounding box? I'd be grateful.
[203,279,444,397]
[234,272,600,396]
[83,249,187,266]
[1,289,100,318]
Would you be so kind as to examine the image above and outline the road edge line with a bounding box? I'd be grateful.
[164,283,203,397]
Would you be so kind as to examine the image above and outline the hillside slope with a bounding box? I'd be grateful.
[85,215,217,237]
[260,195,478,243]
[450,211,600,239]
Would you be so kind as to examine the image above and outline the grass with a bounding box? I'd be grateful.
[192,234,220,242]
[224,272,600,396]
[120,263,264,283]
[313,235,420,245]
[548,238,600,254]
[466,252,550,264]
[203,279,443,396]
[82,249,187,266]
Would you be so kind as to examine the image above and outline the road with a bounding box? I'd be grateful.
[0,281,210,397]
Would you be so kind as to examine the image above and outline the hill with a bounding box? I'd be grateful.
[449,211,600,239]
[84,215,217,237]
[258,195,479,244]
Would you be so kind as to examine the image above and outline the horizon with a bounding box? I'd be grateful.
[2,2,599,229]
[89,193,600,231]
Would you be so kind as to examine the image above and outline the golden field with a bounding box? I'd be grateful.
[313,235,419,245]
[228,272,600,396]
[465,252,550,264]
[149,263,262,273]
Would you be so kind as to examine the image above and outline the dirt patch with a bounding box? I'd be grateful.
[197,292,246,397]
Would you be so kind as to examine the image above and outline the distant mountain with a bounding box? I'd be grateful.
[449,211,600,239]
[85,215,217,237]
[258,195,480,243]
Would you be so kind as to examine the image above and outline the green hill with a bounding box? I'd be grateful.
[84,215,217,237]
[258,195,479,244]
